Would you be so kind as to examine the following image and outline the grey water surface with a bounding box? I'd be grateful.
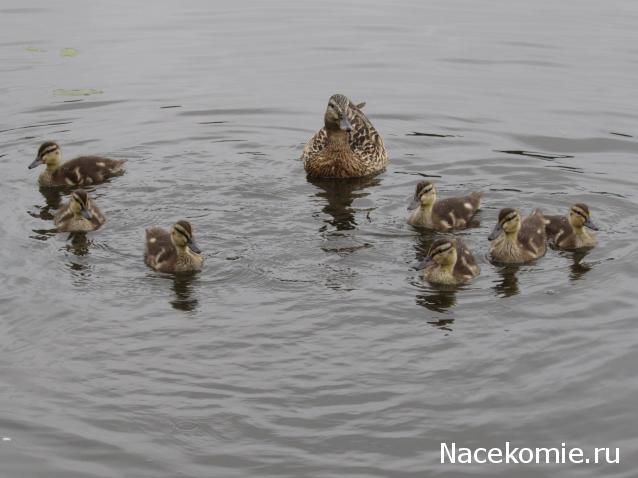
[1,0,638,477]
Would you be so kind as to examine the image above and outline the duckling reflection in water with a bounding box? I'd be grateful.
[414,237,480,285]
[545,203,598,250]
[302,94,387,178]
[488,208,548,264]
[29,141,126,187]
[144,220,203,273]
[408,181,482,231]
[54,189,106,232]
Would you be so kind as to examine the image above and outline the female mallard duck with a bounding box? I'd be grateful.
[488,208,548,263]
[54,189,106,232]
[545,203,598,250]
[407,181,482,230]
[28,141,126,187]
[144,220,203,273]
[414,237,480,285]
[301,94,387,178]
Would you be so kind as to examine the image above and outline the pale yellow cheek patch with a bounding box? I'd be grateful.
[464,202,473,210]
[149,238,156,244]
[96,162,105,168]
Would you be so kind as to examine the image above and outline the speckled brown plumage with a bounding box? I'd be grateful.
[302,94,387,178]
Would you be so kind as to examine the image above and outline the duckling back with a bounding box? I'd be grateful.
[431,191,482,230]
[47,156,126,187]
[518,209,548,259]
[144,227,175,272]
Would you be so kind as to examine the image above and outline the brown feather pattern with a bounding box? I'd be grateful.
[302,95,387,178]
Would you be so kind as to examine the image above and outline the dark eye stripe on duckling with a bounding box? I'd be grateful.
[72,192,87,206]
[174,225,191,240]
[40,146,59,157]
[415,182,433,197]
[571,207,588,220]
[432,243,453,256]
[501,212,518,225]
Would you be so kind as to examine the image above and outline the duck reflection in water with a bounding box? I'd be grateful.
[28,187,65,221]
[492,264,521,297]
[566,249,593,281]
[308,175,381,255]
[170,272,199,312]
[416,287,458,314]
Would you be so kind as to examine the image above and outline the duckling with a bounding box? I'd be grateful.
[54,189,106,232]
[488,208,548,263]
[545,203,598,250]
[407,181,482,230]
[301,94,387,178]
[28,141,126,187]
[144,220,203,273]
[414,237,480,285]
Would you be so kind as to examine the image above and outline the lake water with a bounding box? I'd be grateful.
[1,0,638,476]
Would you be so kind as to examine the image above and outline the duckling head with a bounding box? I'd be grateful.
[170,220,202,254]
[324,94,352,132]
[29,141,61,169]
[69,189,93,220]
[489,208,520,240]
[408,181,437,210]
[414,238,457,270]
[569,203,598,231]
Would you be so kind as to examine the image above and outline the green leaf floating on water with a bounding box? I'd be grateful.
[54,88,104,97]
[60,48,79,57]
[25,46,46,53]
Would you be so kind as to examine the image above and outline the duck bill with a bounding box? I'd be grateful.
[187,239,202,254]
[407,198,421,211]
[584,218,599,231]
[28,156,43,169]
[488,223,503,241]
[413,256,433,271]
[339,116,352,132]
[80,207,93,220]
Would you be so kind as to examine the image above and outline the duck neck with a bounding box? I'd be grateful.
[504,229,519,243]
[411,202,433,223]
[325,129,351,151]
[573,224,592,240]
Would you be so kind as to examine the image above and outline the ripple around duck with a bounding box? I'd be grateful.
[3,1,638,477]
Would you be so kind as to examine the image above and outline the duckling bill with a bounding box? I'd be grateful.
[54,189,105,232]
[414,237,480,285]
[301,94,387,178]
[144,220,203,273]
[407,181,482,230]
[488,208,548,263]
[29,141,126,187]
[545,203,598,250]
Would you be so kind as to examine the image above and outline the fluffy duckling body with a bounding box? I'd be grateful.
[144,220,203,273]
[54,189,106,232]
[407,181,482,230]
[415,237,480,285]
[29,141,126,187]
[489,208,548,263]
[302,94,387,178]
[545,203,598,250]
